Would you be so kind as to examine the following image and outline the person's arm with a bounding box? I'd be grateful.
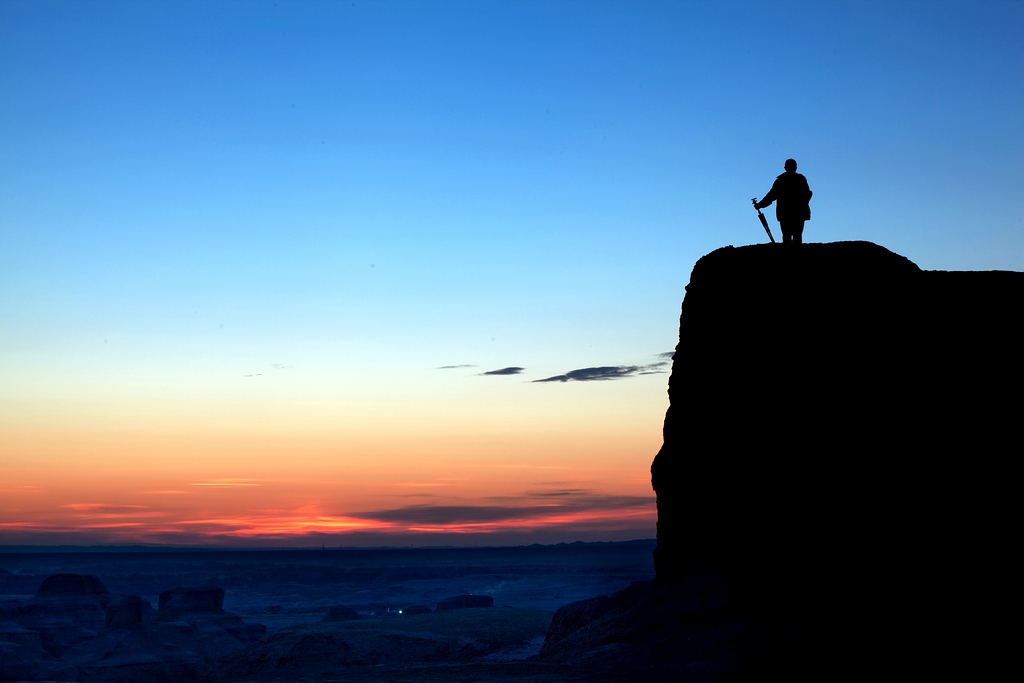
[755,180,779,210]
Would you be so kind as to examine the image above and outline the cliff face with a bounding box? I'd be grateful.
[652,241,1021,676]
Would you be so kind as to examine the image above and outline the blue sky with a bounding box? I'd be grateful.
[1,1,1022,544]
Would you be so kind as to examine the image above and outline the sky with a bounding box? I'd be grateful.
[1,0,1021,546]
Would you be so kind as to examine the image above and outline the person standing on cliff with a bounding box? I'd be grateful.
[755,159,812,244]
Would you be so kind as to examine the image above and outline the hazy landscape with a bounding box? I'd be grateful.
[1,541,656,681]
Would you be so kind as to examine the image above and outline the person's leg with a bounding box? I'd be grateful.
[794,221,805,244]
[782,220,798,244]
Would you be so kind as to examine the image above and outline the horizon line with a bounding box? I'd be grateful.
[0,538,656,553]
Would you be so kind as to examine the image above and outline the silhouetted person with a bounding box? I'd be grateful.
[755,159,812,244]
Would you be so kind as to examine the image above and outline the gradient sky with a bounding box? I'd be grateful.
[2,0,1021,546]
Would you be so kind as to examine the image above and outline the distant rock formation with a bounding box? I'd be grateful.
[323,606,361,622]
[0,578,266,682]
[436,594,493,610]
[14,574,111,658]
[157,586,224,620]
[104,596,153,630]
[34,574,110,603]
[647,242,1022,678]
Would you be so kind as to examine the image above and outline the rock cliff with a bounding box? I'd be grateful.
[650,241,1021,677]
[543,241,1021,679]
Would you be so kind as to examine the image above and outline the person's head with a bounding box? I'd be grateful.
[784,159,797,172]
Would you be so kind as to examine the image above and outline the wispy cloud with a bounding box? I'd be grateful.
[392,482,453,488]
[533,362,667,383]
[60,503,166,521]
[436,364,476,370]
[481,366,524,376]
[63,503,149,511]
[657,351,675,360]
[352,490,654,532]
[532,489,593,498]
[191,479,262,488]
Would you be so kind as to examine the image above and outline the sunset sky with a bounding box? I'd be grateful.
[2,1,1021,546]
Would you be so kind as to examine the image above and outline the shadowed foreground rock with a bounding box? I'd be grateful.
[550,241,1021,680]
[214,607,552,680]
[105,596,154,630]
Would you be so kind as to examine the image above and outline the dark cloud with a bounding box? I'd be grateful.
[532,489,594,498]
[485,490,645,505]
[657,351,675,360]
[533,362,667,383]
[353,494,654,526]
[361,505,530,524]
[437,364,477,370]
[481,366,524,376]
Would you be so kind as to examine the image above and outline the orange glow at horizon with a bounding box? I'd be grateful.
[2,365,666,546]
[0,499,656,544]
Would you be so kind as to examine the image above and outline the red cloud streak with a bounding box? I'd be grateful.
[0,501,655,545]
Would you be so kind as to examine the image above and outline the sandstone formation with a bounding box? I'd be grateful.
[17,574,110,658]
[0,576,266,682]
[34,574,111,602]
[104,596,154,630]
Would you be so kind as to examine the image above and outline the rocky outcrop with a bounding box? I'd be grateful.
[540,242,1021,679]
[540,578,750,674]
[157,586,224,620]
[0,578,266,682]
[647,242,1022,678]
[0,574,113,678]
[14,574,110,658]
[34,574,110,603]
[323,606,361,622]
[61,585,265,683]
[539,595,611,654]
[105,596,154,630]
[0,621,75,682]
